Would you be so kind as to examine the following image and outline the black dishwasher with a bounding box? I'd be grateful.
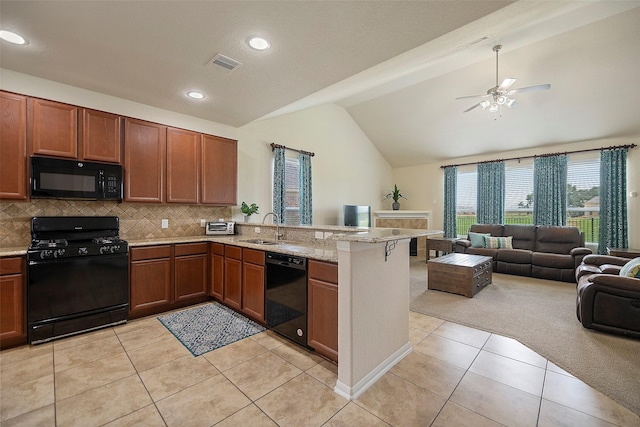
[265,252,308,347]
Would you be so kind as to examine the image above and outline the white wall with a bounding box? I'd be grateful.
[393,138,640,248]
[1,70,393,226]
[240,104,393,225]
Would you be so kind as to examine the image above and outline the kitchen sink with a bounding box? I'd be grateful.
[240,239,279,245]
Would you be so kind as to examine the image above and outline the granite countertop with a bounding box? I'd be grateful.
[128,235,339,262]
[330,228,443,243]
[0,246,28,257]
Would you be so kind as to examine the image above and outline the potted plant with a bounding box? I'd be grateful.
[241,202,259,222]
[384,184,407,210]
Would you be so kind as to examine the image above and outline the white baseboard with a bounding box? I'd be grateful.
[334,342,413,400]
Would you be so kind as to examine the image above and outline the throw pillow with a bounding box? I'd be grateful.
[483,235,514,250]
[469,232,490,248]
[619,257,640,278]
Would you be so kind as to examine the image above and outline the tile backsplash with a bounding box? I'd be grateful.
[0,199,231,247]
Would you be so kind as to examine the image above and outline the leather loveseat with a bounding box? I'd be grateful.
[575,254,640,338]
[454,224,592,282]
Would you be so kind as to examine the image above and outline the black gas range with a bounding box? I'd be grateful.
[27,216,129,344]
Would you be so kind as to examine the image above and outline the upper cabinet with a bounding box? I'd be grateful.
[201,135,237,205]
[0,91,28,200]
[124,118,166,203]
[28,98,122,164]
[167,127,201,204]
[28,98,78,159]
[81,108,122,163]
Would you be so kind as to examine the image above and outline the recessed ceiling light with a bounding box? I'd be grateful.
[247,36,270,51]
[0,30,27,45]
[187,91,205,99]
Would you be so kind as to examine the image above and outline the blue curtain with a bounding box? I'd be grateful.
[533,154,567,226]
[299,153,312,225]
[598,148,628,254]
[272,147,285,223]
[477,161,505,224]
[443,166,457,238]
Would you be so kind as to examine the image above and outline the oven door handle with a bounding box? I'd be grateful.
[98,170,106,198]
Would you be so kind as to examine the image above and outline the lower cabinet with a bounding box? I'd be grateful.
[223,245,243,311]
[0,256,26,349]
[129,243,209,318]
[209,243,224,299]
[242,248,265,322]
[308,259,338,362]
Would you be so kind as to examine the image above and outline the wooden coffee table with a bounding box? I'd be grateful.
[427,253,492,298]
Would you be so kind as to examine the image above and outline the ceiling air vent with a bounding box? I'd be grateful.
[210,54,242,73]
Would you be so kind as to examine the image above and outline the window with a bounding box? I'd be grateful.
[567,153,600,243]
[283,157,300,225]
[455,166,477,236]
[505,159,534,225]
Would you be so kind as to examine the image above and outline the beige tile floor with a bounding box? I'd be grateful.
[2,313,639,427]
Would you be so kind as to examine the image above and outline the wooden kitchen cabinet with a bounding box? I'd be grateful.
[174,243,208,302]
[308,259,338,362]
[28,97,78,158]
[167,127,201,204]
[242,248,265,322]
[129,245,172,318]
[124,118,166,203]
[0,256,26,349]
[223,245,243,311]
[201,134,237,205]
[81,108,122,163]
[210,243,225,299]
[0,91,28,200]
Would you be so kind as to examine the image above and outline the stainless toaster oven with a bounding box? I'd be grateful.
[206,221,235,235]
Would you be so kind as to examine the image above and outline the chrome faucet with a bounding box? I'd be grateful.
[262,212,283,241]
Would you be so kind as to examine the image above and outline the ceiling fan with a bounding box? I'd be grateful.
[456,45,550,114]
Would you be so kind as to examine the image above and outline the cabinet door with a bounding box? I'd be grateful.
[242,255,265,322]
[201,134,237,205]
[124,118,166,203]
[308,260,338,361]
[175,254,208,302]
[167,127,200,204]
[210,243,225,299]
[81,108,122,163]
[28,98,78,158]
[0,274,25,345]
[129,258,172,318]
[0,92,28,200]
[224,257,242,311]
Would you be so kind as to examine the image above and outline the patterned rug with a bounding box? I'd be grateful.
[158,303,265,356]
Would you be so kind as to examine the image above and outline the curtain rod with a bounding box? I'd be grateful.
[440,143,637,169]
[270,142,315,157]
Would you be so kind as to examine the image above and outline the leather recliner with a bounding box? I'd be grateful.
[575,254,640,338]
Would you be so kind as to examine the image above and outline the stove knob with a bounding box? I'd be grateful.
[110,246,117,253]
[79,247,88,255]
[100,246,109,254]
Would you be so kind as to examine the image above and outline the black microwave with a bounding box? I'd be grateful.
[31,156,123,201]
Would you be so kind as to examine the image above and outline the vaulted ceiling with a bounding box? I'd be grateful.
[1,1,639,167]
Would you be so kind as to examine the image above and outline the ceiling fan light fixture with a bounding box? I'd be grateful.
[506,98,516,108]
[496,95,507,105]
[480,101,491,110]
[489,103,499,113]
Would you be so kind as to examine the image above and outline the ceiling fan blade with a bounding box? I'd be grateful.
[463,103,482,113]
[509,83,551,94]
[455,94,484,100]
[497,78,517,92]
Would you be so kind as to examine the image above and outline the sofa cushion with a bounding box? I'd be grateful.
[503,224,536,251]
[466,247,498,259]
[620,257,640,278]
[496,249,532,264]
[484,236,513,249]
[532,252,575,269]
[535,226,583,254]
[469,224,504,237]
[469,232,489,248]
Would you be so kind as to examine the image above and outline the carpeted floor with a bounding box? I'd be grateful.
[158,303,265,356]
[409,259,640,416]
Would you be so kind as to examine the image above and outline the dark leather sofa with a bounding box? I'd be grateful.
[454,224,592,282]
[575,254,640,338]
